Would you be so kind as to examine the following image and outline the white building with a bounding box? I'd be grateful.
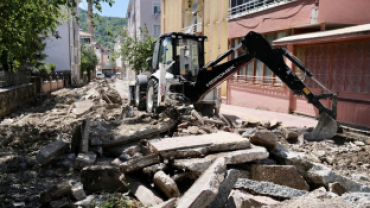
[43,5,81,86]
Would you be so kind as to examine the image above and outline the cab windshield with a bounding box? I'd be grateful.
[176,38,203,81]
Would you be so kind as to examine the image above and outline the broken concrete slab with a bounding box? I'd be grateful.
[226,189,279,208]
[80,165,127,192]
[150,132,251,159]
[154,171,180,198]
[71,182,86,201]
[208,169,239,208]
[126,174,164,207]
[142,163,169,178]
[173,146,268,173]
[250,165,309,191]
[74,152,97,170]
[191,110,204,125]
[120,153,160,173]
[102,124,171,147]
[269,187,352,208]
[151,198,177,208]
[71,118,90,154]
[40,182,72,203]
[73,100,94,116]
[36,140,69,165]
[177,157,227,208]
[234,178,307,199]
[273,150,370,193]
[250,130,278,151]
[172,172,189,182]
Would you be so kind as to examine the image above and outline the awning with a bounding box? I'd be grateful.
[273,24,370,46]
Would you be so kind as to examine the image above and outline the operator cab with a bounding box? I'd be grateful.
[152,32,207,82]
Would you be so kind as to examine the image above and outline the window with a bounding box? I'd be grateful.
[153,3,161,14]
[230,0,298,18]
[153,25,160,37]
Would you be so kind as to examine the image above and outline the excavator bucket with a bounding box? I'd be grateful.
[304,111,338,141]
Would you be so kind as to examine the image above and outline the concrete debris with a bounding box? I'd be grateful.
[234,178,307,199]
[120,153,160,173]
[151,198,177,208]
[226,189,279,208]
[208,169,239,208]
[142,163,169,178]
[150,132,250,159]
[71,182,86,201]
[329,182,347,196]
[249,130,278,151]
[12,202,25,207]
[173,146,268,173]
[250,165,310,191]
[40,182,72,203]
[154,171,180,198]
[281,126,300,140]
[126,174,164,206]
[177,157,227,208]
[121,105,135,119]
[172,172,189,182]
[191,110,204,125]
[71,118,90,154]
[269,187,352,208]
[36,140,69,165]
[74,152,97,169]
[342,193,370,208]
[73,100,94,116]
[80,165,127,192]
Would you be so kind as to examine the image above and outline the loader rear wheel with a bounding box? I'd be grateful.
[146,78,159,113]
[135,83,146,110]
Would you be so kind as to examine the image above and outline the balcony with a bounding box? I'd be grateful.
[229,0,298,19]
[182,23,203,34]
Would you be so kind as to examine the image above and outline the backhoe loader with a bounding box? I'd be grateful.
[134,31,338,141]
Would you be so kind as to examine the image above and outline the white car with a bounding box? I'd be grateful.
[96,73,105,80]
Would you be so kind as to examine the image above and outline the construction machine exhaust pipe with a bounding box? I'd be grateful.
[304,94,338,141]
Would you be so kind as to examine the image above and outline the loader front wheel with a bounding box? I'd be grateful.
[135,83,146,110]
[146,78,159,113]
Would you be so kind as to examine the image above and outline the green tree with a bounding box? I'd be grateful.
[81,44,98,82]
[0,0,115,72]
[119,27,156,74]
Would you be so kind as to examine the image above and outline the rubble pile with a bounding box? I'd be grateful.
[1,79,370,207]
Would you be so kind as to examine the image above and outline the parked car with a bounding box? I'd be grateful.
[96,73,105,80]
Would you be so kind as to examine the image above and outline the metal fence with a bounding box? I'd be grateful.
[0,71,32,88]
[229,0,298,19]
[229,75,283,87]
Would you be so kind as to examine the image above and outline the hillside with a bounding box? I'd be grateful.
[79,8,127,49]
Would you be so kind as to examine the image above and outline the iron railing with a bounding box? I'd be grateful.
[229,0,298,19]
[182,23,203,34]
[229,75,283,87]
[0,71,32,88]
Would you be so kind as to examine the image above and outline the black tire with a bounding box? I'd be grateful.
[146,78,159,113]
[135,83,146,110]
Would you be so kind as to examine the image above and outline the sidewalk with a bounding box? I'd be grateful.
[220,104,318,128]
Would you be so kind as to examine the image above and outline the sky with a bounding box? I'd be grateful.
[79,0,129,18]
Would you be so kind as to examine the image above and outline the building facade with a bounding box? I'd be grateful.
[43,5,81,86]
[226,0,370,128]
[127,0,162,39]
[161,0,229,95]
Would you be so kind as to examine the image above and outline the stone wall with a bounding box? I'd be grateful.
[0,83,37,118]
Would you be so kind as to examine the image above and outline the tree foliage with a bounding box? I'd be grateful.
[81,44,98,76]
[0,0,114,72]
[119,27,156,74]
[79,8,127,49]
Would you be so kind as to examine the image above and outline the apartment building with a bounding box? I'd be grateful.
[43,5,81,86]
[227,0,370,128]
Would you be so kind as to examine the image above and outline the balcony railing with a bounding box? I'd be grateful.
[229,0,298,19]
[229,75,283,87]
[182,23,203,34]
